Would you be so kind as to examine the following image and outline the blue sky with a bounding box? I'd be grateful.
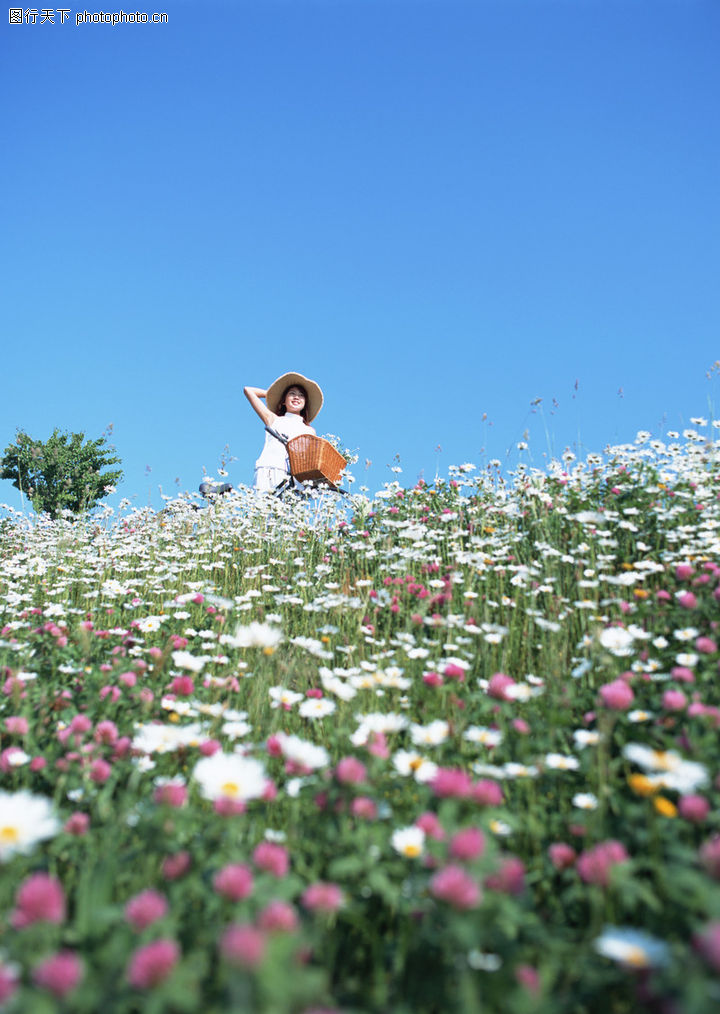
[3,0,719,508]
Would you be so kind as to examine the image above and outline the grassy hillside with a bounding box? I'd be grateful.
[1,425,719,1013]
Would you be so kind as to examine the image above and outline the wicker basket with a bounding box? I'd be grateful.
[287,435,346,487]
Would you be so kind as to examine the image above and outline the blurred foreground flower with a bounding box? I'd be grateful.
[599,679,634,710]
[222,622,283,651]
[33,951,83,998]
[193,753,268,803]
[220,924,266,969]
[273,732,330,771]
[127,939,179,989]
[598,627,635,657]
[391,826,425,858]
[594,926,669,969]
[302,882,344,913]
[694,922,720,972]
[125,890,169,931]
[11,873,65,927]
[622,744,708,793]
[0,960,19,1004]
[430,865,481,909]
[577,841,629,886]
[0,790,61,860]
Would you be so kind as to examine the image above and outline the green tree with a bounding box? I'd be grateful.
[0,428,123,519]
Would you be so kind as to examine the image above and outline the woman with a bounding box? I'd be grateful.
[244,371,324,492]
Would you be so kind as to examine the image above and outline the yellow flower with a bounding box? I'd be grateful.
[633,589,649,600]
[628,774,656,797]
[623,946,652,968]
[653,796,677,818]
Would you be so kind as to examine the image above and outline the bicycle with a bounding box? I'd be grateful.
[199,426,351,503]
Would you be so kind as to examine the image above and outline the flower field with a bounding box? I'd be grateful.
[1,424,720,1013]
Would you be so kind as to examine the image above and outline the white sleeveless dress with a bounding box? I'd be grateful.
[253,413,316,492]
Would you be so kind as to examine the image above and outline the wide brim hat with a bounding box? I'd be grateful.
[266,371,324,423]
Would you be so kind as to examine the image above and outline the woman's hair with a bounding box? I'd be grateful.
[276,384,309,423]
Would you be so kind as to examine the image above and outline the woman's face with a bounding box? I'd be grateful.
[284,386,306,415]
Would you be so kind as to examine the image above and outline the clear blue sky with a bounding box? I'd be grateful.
[3,0,719,507]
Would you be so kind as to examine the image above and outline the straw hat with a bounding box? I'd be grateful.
[266,371,324,423]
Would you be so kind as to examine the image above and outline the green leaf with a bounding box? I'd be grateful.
[328,853,368,879]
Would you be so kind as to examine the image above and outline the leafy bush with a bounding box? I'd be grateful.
[0,428,122,518]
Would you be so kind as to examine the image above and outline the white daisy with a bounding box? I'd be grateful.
[223,622,283,650]
[544,753,580,771]
[350,712,408,746]
[598,627,635,657]
[409,720,450,747]
[221,720,253,739]
[594,926,669,969]
[275,732,330,770]
[291,636,333,660]
[468,951,502,971]
[392,750,439,784]
[572,793,598,810]
[171,650,208,672]
[298,698,337,719]
[161,698,197,717]
[2,749,29,768]
[193,752,268,802]
[464,726,504,748]
[136,615,166,633]
[132,722,206,754]
[573,730,601,748]
[622,744,708,792]
[0,791,61,860]
[319,672,358,702]
[391,825,426,858]
[673,628,699,642]
[503,763,539,779]
[505,683,541,701]
[268,686,304,709]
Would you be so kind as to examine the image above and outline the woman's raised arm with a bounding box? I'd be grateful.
[244,386,276,427]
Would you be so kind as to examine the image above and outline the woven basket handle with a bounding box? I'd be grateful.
[265,425,289,447]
